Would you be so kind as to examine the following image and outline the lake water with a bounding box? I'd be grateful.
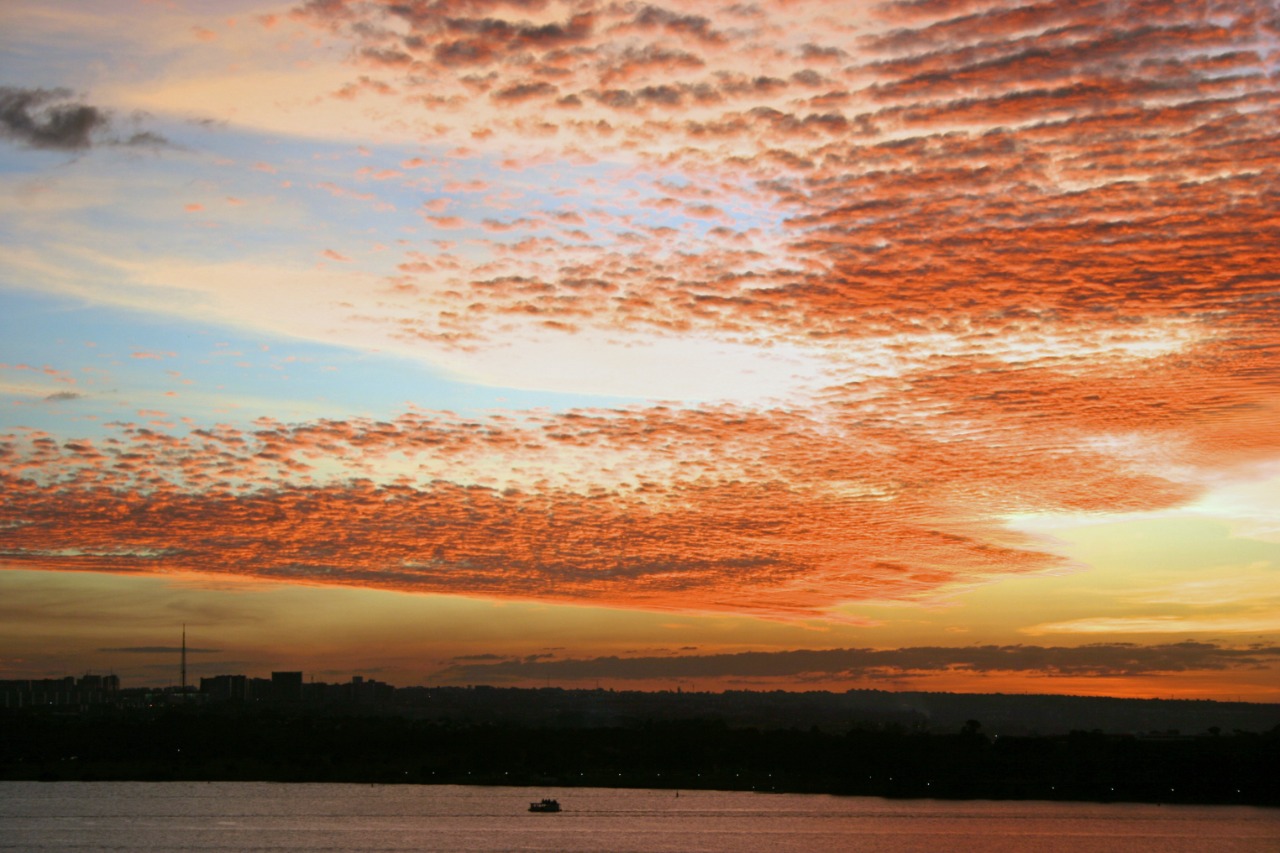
[1,782,1276,853]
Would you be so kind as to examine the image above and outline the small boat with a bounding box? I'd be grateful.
[528,798,561,813]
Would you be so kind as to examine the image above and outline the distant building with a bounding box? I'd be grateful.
[0,674,119,708]
[271,671,303,702]
[350,675,394,705]
[201,674,250,702]
[76,674,120,693]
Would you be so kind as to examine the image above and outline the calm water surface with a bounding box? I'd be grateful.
[1,782,1276,853]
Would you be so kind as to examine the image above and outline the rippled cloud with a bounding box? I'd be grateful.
[2,0,1278,631]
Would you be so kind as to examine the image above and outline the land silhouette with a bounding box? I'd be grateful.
[2,682,1276,806]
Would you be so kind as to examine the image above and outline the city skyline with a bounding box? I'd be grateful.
[2,0,1278,701]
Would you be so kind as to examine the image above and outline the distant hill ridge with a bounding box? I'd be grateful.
[387,685,1280,736]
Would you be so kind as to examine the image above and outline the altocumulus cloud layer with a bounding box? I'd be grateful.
[1,0,1278,621]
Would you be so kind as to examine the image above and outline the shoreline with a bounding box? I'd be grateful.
[3,776,1277,811]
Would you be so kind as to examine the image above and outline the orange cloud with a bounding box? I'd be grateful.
[0,386,1220,619]
[6,0,1277,646]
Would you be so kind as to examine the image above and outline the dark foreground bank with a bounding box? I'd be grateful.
[3,708,1276,806]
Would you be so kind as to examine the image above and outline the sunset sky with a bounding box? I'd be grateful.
[2,0,1278,702]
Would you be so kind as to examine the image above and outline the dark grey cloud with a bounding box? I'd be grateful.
[432,642,1280,683]
[44,391,83,402]
[0,87,167,151]
[98,646,220,654]
[0,87,106,150]
[491,81,558,102]
[122,130,169,147]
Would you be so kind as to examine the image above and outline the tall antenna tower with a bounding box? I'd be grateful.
[181,624,187,697]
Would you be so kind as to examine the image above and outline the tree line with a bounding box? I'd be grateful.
[2,707,1276,806]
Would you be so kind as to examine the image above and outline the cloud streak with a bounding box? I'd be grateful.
[97,646,220,654]
[432,641,1280,684]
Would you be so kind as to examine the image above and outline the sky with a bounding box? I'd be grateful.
[1,0,1278,702]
